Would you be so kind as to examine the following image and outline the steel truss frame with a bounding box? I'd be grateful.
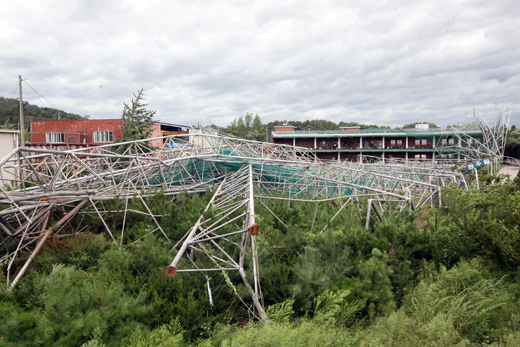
[435,101,511,161]
[0,132,468,320]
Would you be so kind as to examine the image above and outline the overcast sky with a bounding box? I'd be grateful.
[1,0,519,128]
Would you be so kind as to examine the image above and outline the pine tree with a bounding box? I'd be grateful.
[251,114,266,141]
[236,116,246,138]
[120,88,156,142]
[244,112,253,129]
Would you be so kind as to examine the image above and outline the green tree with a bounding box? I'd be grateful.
[119,88,156,142]
[505,127,520,158]
[250,113,266,141]
[226,113,267,141]
[227,118,238,136]
[443,183,520,265]
[236,116,246,138]
[244,112,253,129]
[35,264,150,346]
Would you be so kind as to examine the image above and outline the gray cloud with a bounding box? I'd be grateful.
[1,0,518,129]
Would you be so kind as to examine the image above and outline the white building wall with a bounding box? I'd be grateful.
[0,130,20,189]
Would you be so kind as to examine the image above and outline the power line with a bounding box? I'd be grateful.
[8,83,19,99]
[23,80,63,111]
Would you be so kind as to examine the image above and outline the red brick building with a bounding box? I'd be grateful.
[273,120,295,133]
[30,119,189,147]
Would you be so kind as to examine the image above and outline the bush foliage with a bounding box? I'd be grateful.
[1,178,520,346]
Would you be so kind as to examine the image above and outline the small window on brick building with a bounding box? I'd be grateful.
[94,131,114,143]
[46,132,65,143]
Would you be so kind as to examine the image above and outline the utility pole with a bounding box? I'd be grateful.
[18,75,25,147]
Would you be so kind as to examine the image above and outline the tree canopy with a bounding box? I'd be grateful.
[226,112,266,141]
[402,121,440,129]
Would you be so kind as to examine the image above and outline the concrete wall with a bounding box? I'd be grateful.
[0,130,20,188]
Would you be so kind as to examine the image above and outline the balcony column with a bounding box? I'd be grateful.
[406,136,408,149]
[314,138,317,149]
[359,137,362,149]
[293,138,295,147]
[432,152,435,164]
[338,138,341,149]
[382,152,385,163]
[405,151,408,162]
[338,152,341,161]
[382,136,385,149]
[433,136,436,148]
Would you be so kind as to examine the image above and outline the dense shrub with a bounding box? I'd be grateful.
[2,182,520,346]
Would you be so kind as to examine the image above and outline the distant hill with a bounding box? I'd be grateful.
[0,97,85,129]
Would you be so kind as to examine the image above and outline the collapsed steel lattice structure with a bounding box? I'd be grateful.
[0,130,468,320]
[436,101,511,160]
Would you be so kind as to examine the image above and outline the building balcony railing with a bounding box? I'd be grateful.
[272,127,483,136]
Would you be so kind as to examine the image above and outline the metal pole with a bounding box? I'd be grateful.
[164,176,227,277]
[9,199,87,290]
[18,76,25,147]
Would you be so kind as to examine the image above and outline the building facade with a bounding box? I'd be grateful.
[271,121,485,162]
[30,119,189,148]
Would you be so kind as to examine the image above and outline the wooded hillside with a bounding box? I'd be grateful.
[0,97,84,129]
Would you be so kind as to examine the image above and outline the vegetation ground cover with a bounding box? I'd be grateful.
[1,169,520,346]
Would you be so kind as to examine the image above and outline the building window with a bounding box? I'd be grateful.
[396,140,402,146]
[415,154,427,159]
[415,139,421,146]
[390,140,395,146]
[421,139,427,145]
[94,131,114,143]
[448,138,455,145]
[46,132,65,143]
